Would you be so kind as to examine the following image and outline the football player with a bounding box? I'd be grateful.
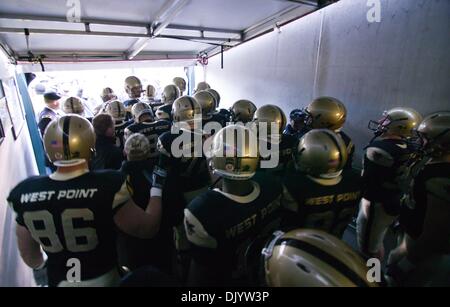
[281,129,361,238]
[123,76,143,108]
[173,77,187,95]
[100,87,116,103]
[194,81,210,93]
[156,84,181,121]
[155,96,211,276]
[105,100,133,150]
[124,102,171,164]
[357,107,422,259]
[94,87,117,115]
[7,115,162,287]
[145,84,156,102]
[387,112,450,286]
[263,229,377,287]
[306,97,354,169]
[283,108,311,139]
[184,124,282,286]
[230,99,257,124]
[193,90,227,132]
[62,97,90,120]
[253,104,297,177]
[208,88,232,121]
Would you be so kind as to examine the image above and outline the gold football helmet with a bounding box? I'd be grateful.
[131,102,153,122]
[101,87,116,102]
[209,125,259,180]
[253,104,286,143]
[263,229,376,287]
[306,97,347,131]
[173,77,186,94]
[145,84,156,99]
[294,129,348,178]
[62,97,84,115]
[416,111,450,154]
[194,90,216,119]
[106,100,127,121]
[195,81,210,93]
[368,107,423,138]
[44,115,95,167]
[124,76,143,98]
[231,100,257,123]
[172,96,202,124]
[161,84,181,104]
[206,88,221,108]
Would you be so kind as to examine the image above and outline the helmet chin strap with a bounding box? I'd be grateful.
[319,170,343,179]
[53,159,87,168]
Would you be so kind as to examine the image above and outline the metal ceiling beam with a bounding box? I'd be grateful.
[158,34,241,43]
[125,0,190,60]
[0,13,241,35]
[276,0,319,7]
[0,27,238,43]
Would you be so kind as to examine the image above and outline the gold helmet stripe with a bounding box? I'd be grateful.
[62,116,71,159]
[275,238,370,287]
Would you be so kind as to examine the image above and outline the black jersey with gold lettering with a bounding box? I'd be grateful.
[282,168,362,238]
[184,172,282,286]
[7,170,128,286]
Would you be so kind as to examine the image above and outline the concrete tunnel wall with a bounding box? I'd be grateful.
[205,0,450,167]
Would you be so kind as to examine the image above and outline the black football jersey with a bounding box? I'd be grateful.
[362,138,415,214]
[204,113,228,129]
[400,162,450,242]
[185,172,282,285]
[157,129,210,193]
[259,134,298,177]
[218,108,232,121]
[282,168,362,237]
[7,170,128,286]
[124,120,171,159]
[158,104,173,121]
[114,119,133,150]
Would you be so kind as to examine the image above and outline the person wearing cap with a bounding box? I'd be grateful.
[283,108,311,139]
[37,91,62,137]
[90,113,124,170]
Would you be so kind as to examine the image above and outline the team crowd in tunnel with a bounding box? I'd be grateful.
[6,75,450,287]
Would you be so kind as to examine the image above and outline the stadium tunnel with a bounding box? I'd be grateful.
[0,0,448,287]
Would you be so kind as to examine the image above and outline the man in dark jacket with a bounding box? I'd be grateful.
[91,113,124,170]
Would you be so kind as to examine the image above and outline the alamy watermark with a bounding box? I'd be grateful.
[367,0,381,23]
[366,258,382,283]
[66,0,81,23]
[66,257,81,283]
